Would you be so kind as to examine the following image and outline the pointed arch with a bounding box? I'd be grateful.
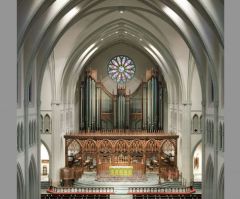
[20,123,24,151]
[41,140,51,181]
[44,114,51,133]
[29,156,37,199]
[218,164,224,199]
[98,139,113,153]
[114,139,129,153]
[206,155,214,199]
[40,114,43,133]
[192,140,202,181]
[200,115,203,133]
[17,163,24,199]
[145,139,159,153]
[17,123,20,152]
[192,114,199,133]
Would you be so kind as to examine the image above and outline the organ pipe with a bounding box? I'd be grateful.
[80,69,164,131]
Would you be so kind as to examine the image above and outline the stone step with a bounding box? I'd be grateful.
[159,181,183,188]
[110,194,132,199]
[41,181,50,189]
[193,182,202,190]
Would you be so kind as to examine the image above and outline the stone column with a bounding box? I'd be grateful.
[51,101,64,184]
[181,102,192,186]
[201,101,206,199]
[213,102,219,199]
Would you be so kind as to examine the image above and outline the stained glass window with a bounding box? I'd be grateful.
[108,55,135,83]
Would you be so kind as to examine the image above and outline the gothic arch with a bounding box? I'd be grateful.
[192,114,199,133]
[192,140,202,181]
[129,139,144,153]
[40,114,43,133]
[192,140,202,156]
[83,139,98,153]
[206,155,214,199]
[200,115,203,133]
[218,165,224,199]
[145,139,159,153]
[29,156,37,199]
[44,114,51,133]
[17,123,20,152]
[17,163,24,199]
[20,123,23,151]
[98,139,113,153]
[114,139,129,153]
[28,121,32,146]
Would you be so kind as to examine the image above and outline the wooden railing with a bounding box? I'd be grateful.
[41,186,114,199]
[132,194,201,199]
[65,129,176,135]
[47,186,114,194]
[41,194,110,199]
[128,186,196,194]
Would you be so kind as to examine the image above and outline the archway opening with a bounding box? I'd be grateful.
[41,143,50,182]
[193,142,202,182]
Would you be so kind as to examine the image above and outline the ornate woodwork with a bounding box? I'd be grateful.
[62,130,179,182]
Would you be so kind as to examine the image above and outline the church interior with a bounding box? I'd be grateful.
[17,1,224,199]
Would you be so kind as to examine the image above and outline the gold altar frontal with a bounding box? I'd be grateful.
[109,166,133,177]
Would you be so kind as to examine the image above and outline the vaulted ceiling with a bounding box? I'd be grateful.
[18,0,223,104]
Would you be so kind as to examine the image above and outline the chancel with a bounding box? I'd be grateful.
[17,1,224,199]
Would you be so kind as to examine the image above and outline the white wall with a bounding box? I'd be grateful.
[83,43,159,94]
[40,67,52,111]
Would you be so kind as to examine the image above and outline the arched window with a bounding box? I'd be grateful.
[17,124,20,152]
[29,158,37,199]
[193,142,202,181]
[41,142,50,181]
[211,121,214,145]
[33,121,36,144]
[29,121,32,146]
[206,120,209,144]
[20,123,23,151]
[222,123,224,151]
[17,164,24,199]
[206,156,214,198]
[192,114,199,133]
[219,123,223,150]
[40,114,43,133]
[28,79,32,103]
[211,80,214,102]
[44,114,51,133]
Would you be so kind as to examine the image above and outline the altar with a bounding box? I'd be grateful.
[61,130,179,183]
[109,166,133,177]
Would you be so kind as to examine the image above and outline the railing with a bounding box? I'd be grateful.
[128,186,196,195]
[41,194,110,199]
[132,194,201,199]
[47,186,114,194]
[65,129,177,135]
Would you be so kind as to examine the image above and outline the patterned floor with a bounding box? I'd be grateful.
[75,172,160,187]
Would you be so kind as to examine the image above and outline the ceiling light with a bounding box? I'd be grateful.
[120,10,124,14]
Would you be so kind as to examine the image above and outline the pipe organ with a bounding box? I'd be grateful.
[79,68,165,131]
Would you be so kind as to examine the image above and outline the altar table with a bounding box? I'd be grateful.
[109,166,133,176]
